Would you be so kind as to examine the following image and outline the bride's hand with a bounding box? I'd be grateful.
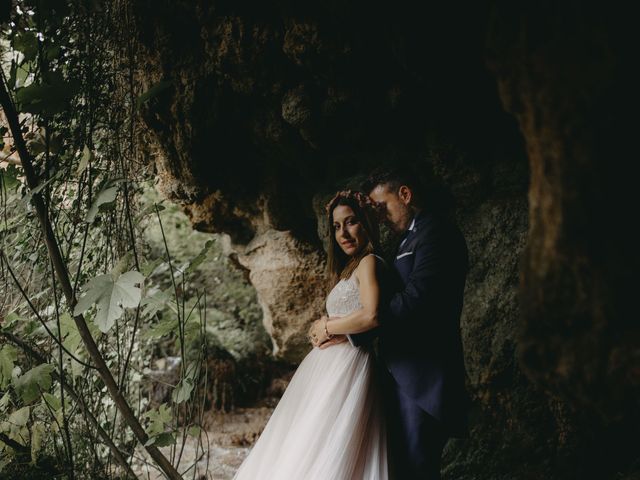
[319,335,347,349]
[308,317,329,347]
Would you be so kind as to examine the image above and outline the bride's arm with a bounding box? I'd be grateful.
[310,255,380,345]
[329,255,380,334]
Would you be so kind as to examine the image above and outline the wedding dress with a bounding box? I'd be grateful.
[233,262,388,479]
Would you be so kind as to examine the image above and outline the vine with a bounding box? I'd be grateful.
[0,2,243,478]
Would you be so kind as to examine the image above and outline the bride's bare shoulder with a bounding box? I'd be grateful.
[354,254,384,281]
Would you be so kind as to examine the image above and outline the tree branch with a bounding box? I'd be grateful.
[0,72,180,479]
[0,431,29,454]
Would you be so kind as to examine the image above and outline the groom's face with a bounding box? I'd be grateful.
[369,184,413,233]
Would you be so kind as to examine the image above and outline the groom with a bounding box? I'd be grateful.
[356,167,469,479]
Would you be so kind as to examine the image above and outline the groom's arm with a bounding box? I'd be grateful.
[347,327,379,347]
[384,225,462,328]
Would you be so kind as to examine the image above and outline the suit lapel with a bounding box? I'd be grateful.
[393,210,433,260]
[396,230,414,255]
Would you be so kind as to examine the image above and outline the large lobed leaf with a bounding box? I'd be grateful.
[144,403,172,437]
[73,270,145,333]
[12,364,55,404]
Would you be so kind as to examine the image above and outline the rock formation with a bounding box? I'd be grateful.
[123,1,638,478]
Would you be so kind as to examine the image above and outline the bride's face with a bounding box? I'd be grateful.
[332,205,368,257]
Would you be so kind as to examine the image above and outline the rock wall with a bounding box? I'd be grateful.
[124,1,638,478]
[486,3,639,478]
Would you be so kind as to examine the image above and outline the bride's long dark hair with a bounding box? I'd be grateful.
[325,190,382,288]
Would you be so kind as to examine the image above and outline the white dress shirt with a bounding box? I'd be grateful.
[399,216,417,250]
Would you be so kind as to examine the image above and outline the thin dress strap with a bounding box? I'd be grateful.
[367,253,387,265]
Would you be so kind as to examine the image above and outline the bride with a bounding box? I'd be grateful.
[233,190,390,480]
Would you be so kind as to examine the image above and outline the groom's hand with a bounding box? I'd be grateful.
[319,335,347,349]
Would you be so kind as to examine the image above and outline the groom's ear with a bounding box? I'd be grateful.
[398,185,412,205]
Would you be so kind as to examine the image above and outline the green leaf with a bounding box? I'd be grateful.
[144,403,172,437]
[12,364,55,404]
[187,239,215,272]
[15,63,32,89]
[8,406,30,427]
[0,345,18,389]
[73,270,145,333]
[12,32,38,62]
[85,181,119,223]
[152,432,175,447]
[15,64,30,89]
[29,319,56,339]
[31,421,46,463]
[143,315,178,340]
[172,363,199,404]
[73,274,111,316]
[56,312,94,377]
[55,312,92,379]
[187,425,201,437]
[137,80,173,107]
[4,406,30,455]
[0,392,10,413]
[172,378,194,404]
[140,258,164,277]
[20,170,63,208]
[140,290,171,319]
[1,311,22,331]
[42,392,61,412]
[60,313,82,355]
[15,71,80,116]
[77,145,93,175]
[44,45,61,61]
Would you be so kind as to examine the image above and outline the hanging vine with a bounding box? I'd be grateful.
[0,1,238,478]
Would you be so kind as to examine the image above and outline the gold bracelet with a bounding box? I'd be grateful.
[324,318,334,339]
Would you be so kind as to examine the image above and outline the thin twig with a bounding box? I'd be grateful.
[0,250,97,370]
[0,330,137,479]
[0,69,181,480]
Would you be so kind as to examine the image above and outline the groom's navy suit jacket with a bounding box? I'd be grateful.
[379,210,469,437]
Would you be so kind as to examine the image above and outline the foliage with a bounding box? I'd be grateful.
[0,1,269,478]
[12,363,54,404]
[139,185,268,361]
[0,344,17,388]
[73,269,144,333]
[143,403,175,446]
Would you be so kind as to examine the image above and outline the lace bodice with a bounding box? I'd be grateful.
[326,275,362,317]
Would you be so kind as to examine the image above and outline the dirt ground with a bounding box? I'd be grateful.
[132,403,275,480]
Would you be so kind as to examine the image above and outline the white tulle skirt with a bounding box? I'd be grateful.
[233,341,388,480]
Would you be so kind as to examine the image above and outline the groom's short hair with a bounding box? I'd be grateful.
[363,165,455,213]
[361,166,425,200]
